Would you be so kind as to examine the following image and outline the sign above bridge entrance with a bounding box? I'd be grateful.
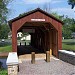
[31,19,45,21]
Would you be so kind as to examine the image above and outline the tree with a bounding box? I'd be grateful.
[68,0,75,9]
[0,0,12,39]
[70,19,75,32]
[62,25,72,39]
[51,12,64,21]
[63,17,75,39]
[0,24,10,39]
[70,24,75,32]
[0,0,12,25]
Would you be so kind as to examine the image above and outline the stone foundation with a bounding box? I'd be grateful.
[59,50,75,65]
[7,65,18,75]
[6,52,19,75]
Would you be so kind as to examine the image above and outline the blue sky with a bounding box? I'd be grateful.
[7,0,75,20]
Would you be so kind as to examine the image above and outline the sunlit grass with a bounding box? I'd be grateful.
[0,45,12,52]
[62,39,75,51]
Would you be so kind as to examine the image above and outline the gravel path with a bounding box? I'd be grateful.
[18,57,75,75]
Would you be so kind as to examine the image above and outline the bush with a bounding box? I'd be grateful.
[0,61,3,69]
[0,69,8,75]
[0,61,8,75]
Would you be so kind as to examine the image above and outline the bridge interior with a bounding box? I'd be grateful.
[17,22,58,56]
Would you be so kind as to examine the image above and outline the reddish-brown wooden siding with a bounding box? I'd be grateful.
[9,8,63,57]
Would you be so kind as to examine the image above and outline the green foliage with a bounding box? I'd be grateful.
[62,25,72,39]
[0,61,3,68]
[0,24,10,39]
[62,18,75,39]
[0,61,7,75]
[51,12,64,20]
[68,0,75,9]
[70,24,75,32]
[0,0,12,39]
[0,0,12,25]
[0,69,7,75]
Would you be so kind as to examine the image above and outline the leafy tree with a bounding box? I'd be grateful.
[51,12,64,21]
[51,12,60,19]
[0,0,12,25]
[62,25,72,39]
[70,19,75,32]
[0,24,10,39]
[68,0,75,9]
[63,18,75,39]
[0,0,12,39]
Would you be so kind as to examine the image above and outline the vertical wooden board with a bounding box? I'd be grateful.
[12,25,17,52]
[49,30,53,56]
[58,23,62,50]
[51,30,58,57]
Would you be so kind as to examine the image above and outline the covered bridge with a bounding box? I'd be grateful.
[9,8,63,57]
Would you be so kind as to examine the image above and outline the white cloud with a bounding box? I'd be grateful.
[10,0,64,5]
[22,0,51,4]
[22,0,64,4]
[51,0,65,4]
[51,8,74,18]
[52,8,74,12]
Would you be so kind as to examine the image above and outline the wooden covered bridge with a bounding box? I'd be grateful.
[9,8,63,58]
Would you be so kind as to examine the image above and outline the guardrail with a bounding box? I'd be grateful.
[58,50,75,65]
[6,52,19,75]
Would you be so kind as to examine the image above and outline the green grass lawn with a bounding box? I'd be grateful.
[62,39,75,51]
[0,45,12,52]
[0,39,12,52]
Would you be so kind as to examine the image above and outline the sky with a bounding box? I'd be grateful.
[7,0,75,20]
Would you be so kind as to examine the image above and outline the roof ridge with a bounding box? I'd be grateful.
[8,8,63,24]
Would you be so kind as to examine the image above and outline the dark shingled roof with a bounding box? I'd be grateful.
[8,8,63,28]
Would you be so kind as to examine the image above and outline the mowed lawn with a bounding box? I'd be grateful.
[62,39,75,51]
[0,45,12,52]
[0,40,12,52]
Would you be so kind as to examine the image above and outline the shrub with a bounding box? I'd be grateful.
[0,61,3,69]
[0,61,8,75]
[0,69,8,75]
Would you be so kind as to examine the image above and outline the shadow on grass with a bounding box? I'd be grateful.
[62,42,75,45]
[0,42,11,47]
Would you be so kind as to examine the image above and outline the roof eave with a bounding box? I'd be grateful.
[8,8,63,28]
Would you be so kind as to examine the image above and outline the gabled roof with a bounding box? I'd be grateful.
[9,8,63,25]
